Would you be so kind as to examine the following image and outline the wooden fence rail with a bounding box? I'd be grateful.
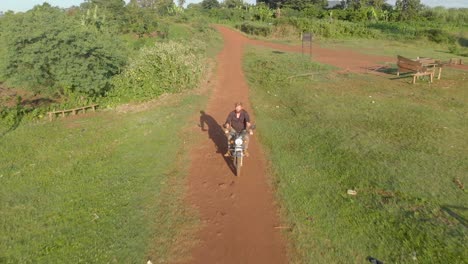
[48,104,98,121]
[449,58,463,65]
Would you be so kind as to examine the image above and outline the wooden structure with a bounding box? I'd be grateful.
[397,55,435,84]
[48,104,98,121]
[301,32,313,57]
[449,58,463,65]
[416,57,443,80]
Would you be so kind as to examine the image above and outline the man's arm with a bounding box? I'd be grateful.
[246,122,253,135]
[224,112,232,133]
[244,111,253,134]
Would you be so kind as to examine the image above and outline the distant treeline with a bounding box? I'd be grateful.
[187,0,467,54]
[192,0,468,24]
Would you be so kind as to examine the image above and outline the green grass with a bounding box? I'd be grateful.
[119,21,223,56]
[0,20,221,263]
[229,22,466,60]
[0,92,206,263]
[319,38,468,61]
[119,33,157,50]
[245,32,468,60]
[244,47,468,263]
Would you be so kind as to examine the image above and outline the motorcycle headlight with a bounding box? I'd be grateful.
[235,138,243,145]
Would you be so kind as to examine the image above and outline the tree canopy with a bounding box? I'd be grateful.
[201,0,221,9]
[257,0,327,9]
[395,0,422,20]
[0,4,127,97]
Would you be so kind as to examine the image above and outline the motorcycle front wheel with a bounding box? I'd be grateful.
[234,156,242,177]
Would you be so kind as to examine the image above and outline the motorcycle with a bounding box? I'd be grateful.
[226,125,255,177]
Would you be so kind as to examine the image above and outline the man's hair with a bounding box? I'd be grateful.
[234,102,243,107]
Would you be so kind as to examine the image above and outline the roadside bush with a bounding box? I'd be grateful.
[448,43,468,57]
[107,41,206,104]
[424,28,455,44]
[448,44,461,55]
[271,24,300,38]
[0,105,24,129]
[0,97,39,133]
[249,3,274,22]
[298,6,327,19]
[276,18,378,39]
[279,7,301,18]
[207,8,247,22]
[236,21,272,36]
[367,21,419,40]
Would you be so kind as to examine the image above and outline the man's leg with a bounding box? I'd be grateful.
[224,127,236,157]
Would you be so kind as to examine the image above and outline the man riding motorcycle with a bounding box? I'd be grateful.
[224,102,253,157]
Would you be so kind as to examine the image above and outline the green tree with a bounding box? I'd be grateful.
[0,4,127,97]
[110,41,205,102]
[223,0,245,8]
[83,0,125,13]
[283,0,327,10]
[201,0,221,9]
[134,0,156,8]
[258,0,326,9]
[81,0,126,31]
[124,2,160,36]
[345,0,368,10]
[130,0,174,14]
[156,0,176,14]
[395,0,422,20]
[368,0,386,10]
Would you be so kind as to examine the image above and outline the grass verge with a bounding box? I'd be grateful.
[319,38,467,61]
[0,74,210,264]
[0,18,223,263]
[244,46,467,263]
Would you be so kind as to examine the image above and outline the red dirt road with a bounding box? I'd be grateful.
[182,26,466,264]
[183,26,288,264]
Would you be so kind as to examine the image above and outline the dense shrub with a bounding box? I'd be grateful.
[201,0,220,9]
[207,8,248,22]
[108,41,206,103]
[0,97,41,133]
[276,17,378,39]
[271,24,300,38]
[236,21,273,36]
[367,21,420,40]
[0,4,127,98]
[0,101,25,130]
[424,29,455,43]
